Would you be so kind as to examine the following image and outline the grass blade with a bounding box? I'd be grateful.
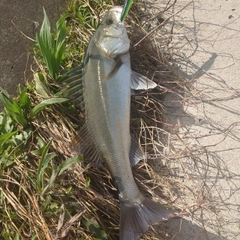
[19,89,31,111]
[58,155,83,176]
[0,89,28,127]
[0,130,18,145]
[35,72,50,98]
[30,97,68,118]
[37,141,56,192]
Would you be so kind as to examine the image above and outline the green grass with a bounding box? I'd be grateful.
[36,8,66,80]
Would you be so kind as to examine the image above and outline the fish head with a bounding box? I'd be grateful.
[95,6,130,59]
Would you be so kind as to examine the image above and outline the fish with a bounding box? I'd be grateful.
[61,6,174,240]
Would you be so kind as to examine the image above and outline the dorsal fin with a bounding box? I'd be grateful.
[59,65,85,111]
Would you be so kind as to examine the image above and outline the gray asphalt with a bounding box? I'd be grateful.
[0,0,66,108]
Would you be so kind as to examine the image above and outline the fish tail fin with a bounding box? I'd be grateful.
[120,198,173,240]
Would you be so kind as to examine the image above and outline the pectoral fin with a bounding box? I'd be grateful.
[71,124,103,167]
[131,71,157,91]
[105,56,123,81]
[59,65,85,111]
[130,136,145,166]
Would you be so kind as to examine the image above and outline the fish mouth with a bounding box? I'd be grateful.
[109,6,123,22]
[104,34,122,38]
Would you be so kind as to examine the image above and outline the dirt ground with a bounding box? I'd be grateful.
[1,0,240,240]
[0,0,67,109]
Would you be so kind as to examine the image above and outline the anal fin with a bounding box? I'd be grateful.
[130,136,145,166]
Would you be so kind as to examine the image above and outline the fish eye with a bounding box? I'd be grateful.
[106,18,113,25]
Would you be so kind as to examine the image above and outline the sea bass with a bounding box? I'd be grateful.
[61,6,173,239]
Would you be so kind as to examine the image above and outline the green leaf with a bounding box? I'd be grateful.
[19,89,31,110]
[83,216,107,240]
[12,101,28,126]
[0,92,15,113]
[0,114,13,133]
[30,97,68,118]
[50,202,59,210]
[56,16,66,47]
[41,195,52,212]
[41,160,58,196]
[10,128,32,146]
[37,141,56,192]
[36,8,55,78]
[35,72,50,98]
[40,9,54,49]
[66,186,72,195]
[55,16,67,64]
[0,145,14,165]
[0,130,18,145]
[85,176,91,188]
[58,155,83,175]
[36,8,66,79]
[0,93,28,127]
[36,136,46,149]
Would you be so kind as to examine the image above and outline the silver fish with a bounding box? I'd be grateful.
[61,6,173,240]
